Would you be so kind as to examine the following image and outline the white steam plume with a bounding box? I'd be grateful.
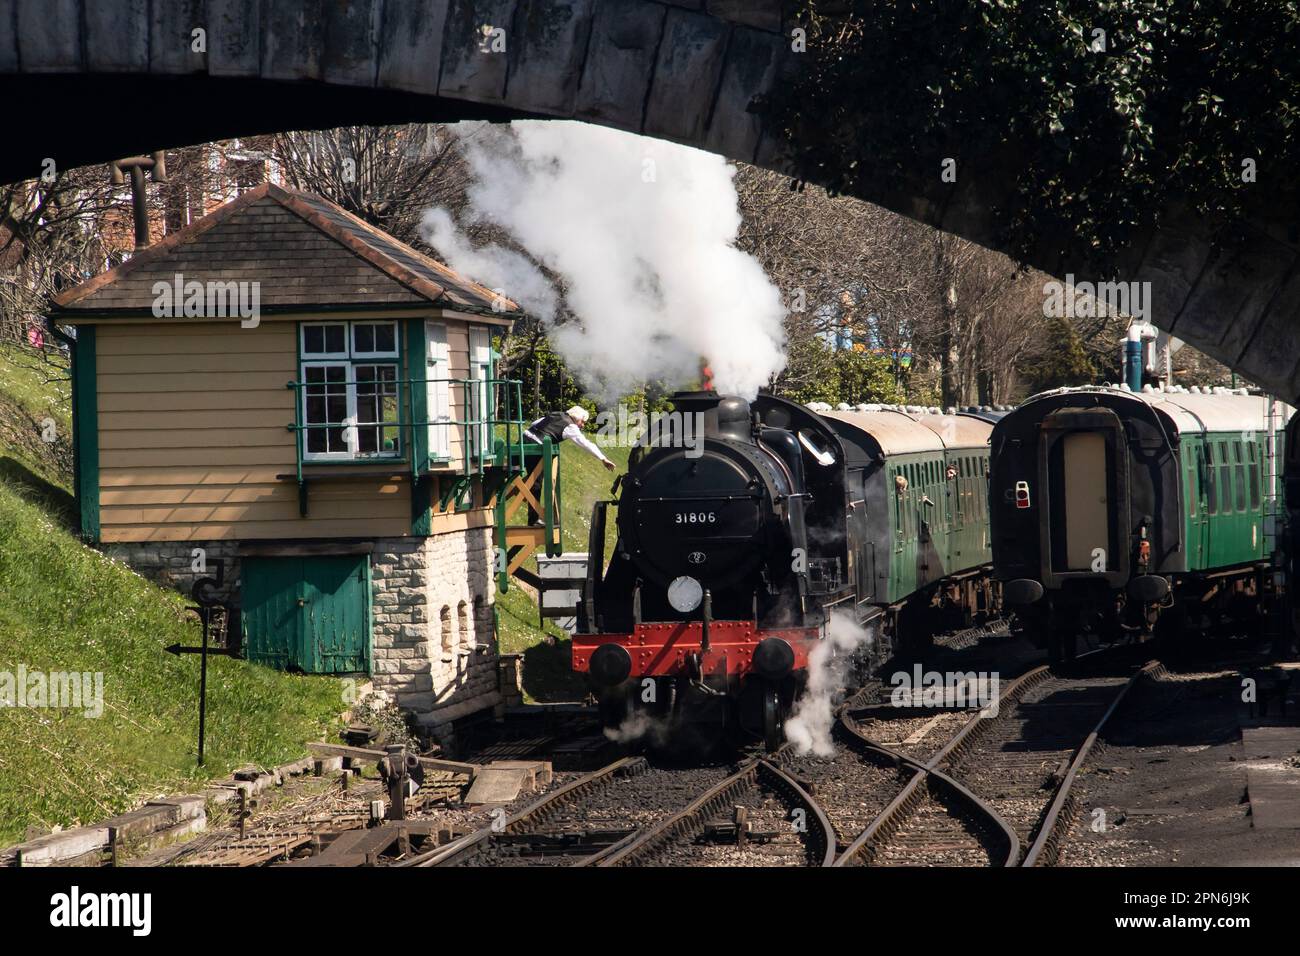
[420,121,787,399]
[784,612,875,757]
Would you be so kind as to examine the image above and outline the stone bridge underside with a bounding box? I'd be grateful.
[3,0,1299,400]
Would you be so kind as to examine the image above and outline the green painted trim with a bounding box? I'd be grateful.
[406,318,432,535]
[71,326,100,542]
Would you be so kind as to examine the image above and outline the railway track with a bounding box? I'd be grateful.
[398,650,1157,868]
[594,754,834,867]
[834,660,1160,867]
[398,756,738,867]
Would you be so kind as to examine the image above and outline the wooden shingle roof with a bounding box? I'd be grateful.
[52,183,520,318]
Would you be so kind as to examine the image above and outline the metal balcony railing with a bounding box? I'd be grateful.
[283,376,563,592]
[284,376,529,485]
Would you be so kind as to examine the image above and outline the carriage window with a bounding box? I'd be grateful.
[1232,442,1246,512]
[1185,453,1197,518]
[1217,442,1232,514]
[1202,445,1216,514]
[1247,442,1261,510]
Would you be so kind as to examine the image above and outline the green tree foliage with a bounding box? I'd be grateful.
[772,2,1299,265]
[782,339,909,406]
[1018,317,1098,393]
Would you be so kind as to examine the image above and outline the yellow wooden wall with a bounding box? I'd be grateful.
[95,321,412,542]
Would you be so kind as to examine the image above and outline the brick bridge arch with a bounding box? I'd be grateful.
[4,0,1298,400]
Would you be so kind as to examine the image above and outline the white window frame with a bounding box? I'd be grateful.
[300,321,402,462]
[300,321,350,360]
[350,320,400,360]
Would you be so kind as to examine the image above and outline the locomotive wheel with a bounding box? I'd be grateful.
[762,686,784,753]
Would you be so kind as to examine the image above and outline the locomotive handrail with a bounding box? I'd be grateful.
[632,493,762,501]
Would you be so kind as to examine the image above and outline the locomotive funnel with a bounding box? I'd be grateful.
[670,390,753,443]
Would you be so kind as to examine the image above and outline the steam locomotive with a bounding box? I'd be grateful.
[573,391,1002,750]
[991,384,1294,659]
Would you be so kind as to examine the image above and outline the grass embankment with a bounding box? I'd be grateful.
[0,343,344,846]
[494,440,629,703]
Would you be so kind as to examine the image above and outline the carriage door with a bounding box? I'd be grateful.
[1040,405,1130,585]
[1060,431,1109,569]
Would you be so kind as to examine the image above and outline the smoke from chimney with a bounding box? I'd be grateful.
[420,121,787,400]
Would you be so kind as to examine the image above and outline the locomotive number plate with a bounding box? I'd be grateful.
[674,511,718,524]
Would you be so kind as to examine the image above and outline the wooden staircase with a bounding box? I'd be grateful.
[490,437,562,593]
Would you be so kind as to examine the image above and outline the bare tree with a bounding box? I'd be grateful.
[270,124,484,244]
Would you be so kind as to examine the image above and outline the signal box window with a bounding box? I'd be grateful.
[300,321,401,460]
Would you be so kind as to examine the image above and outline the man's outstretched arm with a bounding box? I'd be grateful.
[562,424,616,470]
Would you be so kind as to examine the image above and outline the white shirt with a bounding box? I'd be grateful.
[562,423,611,463]
[526,421,611,463]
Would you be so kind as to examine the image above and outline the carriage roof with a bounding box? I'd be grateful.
[1018,385,1293,436]
[816,407,993,456]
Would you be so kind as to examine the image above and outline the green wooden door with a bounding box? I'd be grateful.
[242,555,371,673]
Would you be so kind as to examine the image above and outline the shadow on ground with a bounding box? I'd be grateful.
[520,636,589,703]
[0,456,75,529]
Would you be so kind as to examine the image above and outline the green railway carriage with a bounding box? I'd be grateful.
[818,407,998,639]
[992,385,1293,657]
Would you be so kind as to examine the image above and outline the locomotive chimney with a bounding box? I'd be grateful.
[670,390,753,443]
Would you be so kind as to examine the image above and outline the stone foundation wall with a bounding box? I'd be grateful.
[369,527,502,744]
[101,523,503,748]
[101,540,241,603]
